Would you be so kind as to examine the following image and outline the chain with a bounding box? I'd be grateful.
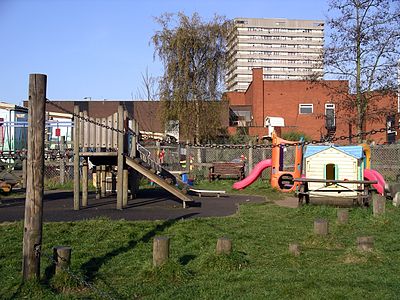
[46,98,399,149]
[42,249,116,300]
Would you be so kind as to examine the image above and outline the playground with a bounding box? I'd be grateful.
[1,74,400,299]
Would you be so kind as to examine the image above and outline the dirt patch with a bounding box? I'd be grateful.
[274,197,299,208]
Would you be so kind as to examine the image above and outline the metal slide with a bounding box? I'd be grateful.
[125,156,193,207]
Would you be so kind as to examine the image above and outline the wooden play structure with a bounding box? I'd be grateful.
[72,104,193,210]
[22,74,193,282]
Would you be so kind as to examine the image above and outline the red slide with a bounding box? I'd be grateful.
[233,159,272,190]
[364,169,386,195]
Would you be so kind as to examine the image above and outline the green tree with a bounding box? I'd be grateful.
[322,0,400,142]
[152,12,231,143]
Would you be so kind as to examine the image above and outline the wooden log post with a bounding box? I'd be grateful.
[22,74,47,280]
[314,219,329,236]
[153,236,170,267]
[101,165,106,198]
[216,237,232,255]
[289,243,301,256]
[357,236,374,251]
[373,194,385,216]
[95,166,101,199]
[81,111,88,207]
[117,105,124,210]
[73,105,80,210]
[337,208,349,224]
[393,192,400,207]
[59,136,65,185]
[53,246,72,275]
[123,169,129,207]
[82,159,88,207]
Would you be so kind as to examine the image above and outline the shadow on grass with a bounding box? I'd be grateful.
[179,254,196,266]
[79,212,199,283]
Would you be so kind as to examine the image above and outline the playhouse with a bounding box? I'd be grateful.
[303,145,364,198]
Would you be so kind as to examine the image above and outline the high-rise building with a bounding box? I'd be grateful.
[226,18,324,92]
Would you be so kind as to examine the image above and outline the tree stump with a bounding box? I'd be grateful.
[392,192,400,207]
[53,246,72,275]
[314,219,328,236]
[153,236,170,267]
[337,208,349,224]
[357,236,374,251]
[216,237,232,255]
[373,194,385,216]
[288,243,301,256]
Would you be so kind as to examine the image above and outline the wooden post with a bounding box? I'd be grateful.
[357,236,374,251]
[101,165,106,198]
[289,243,301,256]
[393,192,400,207]
[216,237,232,255]
[82,159,88,207]
[248,140,253,174]
[22,74,47,280]
[123,169,129,207]
[81,111,88,207]
[95,166,101,199]
[314,219,328,236]
[117,105,124,210]
[337,208,349,224]
[373,194,385,216]
[59,136,65,185]
[73,105,80,210]
[153,236,170,267]
[53,246,72,275]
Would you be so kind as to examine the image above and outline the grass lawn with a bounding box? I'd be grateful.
[1,182,400,299]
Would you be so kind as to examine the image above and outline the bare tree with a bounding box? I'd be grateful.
[321,0,400,142]
[152,12,231,143]
[135,67,159,101]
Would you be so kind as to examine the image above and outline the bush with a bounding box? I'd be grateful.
[281,131,310,142]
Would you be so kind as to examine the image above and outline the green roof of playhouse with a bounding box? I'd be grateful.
[304,145,364,159]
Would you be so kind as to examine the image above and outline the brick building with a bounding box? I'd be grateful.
[226,68,399,143]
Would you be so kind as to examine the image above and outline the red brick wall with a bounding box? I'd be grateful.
[226,68,398,143]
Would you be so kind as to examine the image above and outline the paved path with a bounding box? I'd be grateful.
[0,189,266,222]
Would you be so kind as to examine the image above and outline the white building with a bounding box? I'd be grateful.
[226,18,324,92]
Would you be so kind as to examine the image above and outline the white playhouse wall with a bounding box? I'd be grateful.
[305,147,361,197]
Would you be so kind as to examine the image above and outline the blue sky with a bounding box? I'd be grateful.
[0,0,329,104]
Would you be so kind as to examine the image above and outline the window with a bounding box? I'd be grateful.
[299,104,313,114]
[325,103,335,128]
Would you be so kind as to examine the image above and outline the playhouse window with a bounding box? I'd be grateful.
[325,163,337,180]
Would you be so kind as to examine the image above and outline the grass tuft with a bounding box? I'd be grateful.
[197,251,250,272]
[139,260,193,284]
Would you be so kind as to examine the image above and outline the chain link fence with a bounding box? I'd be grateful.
[44,159,93,185]
[149,143,400,182]
[39,143,400,185]
[371,144,400,181]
